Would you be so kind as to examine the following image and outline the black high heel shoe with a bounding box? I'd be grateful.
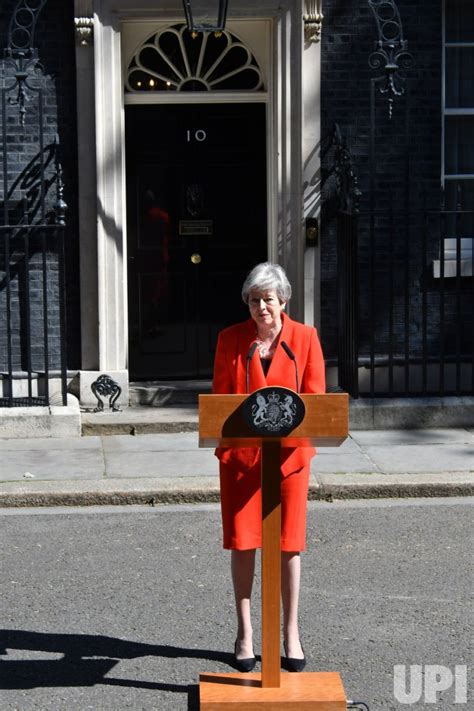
[234,638,256,673]
[283,641,306,672]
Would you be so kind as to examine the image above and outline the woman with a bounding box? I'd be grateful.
[212,262,325,673]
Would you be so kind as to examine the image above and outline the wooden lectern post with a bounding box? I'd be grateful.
[198,392,349,709]
[261,440,282,688]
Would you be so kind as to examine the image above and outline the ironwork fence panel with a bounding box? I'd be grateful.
[332,126,474,399]
[0,44,68,407]
[352,206,474,398]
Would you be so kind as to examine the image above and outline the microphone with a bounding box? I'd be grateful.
[246,342,258,393]
[281,341,299,393]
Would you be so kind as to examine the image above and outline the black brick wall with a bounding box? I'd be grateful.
[0,0,80,373]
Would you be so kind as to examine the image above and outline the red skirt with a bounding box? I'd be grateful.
[219,461,310,552]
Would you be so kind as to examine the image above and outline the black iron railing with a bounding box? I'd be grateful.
[0,222,68,407]
[336,203,474,398]
[337,210,359,397]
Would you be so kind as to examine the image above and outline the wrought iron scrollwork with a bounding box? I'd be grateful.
[91,375,122,412]
[368,0,414,119]
[332,124,361,215]
[7,0,49,59]
[4,0,50,125]
[3,53,43,126]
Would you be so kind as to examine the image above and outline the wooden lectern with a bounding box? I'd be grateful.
[198,392,349,710]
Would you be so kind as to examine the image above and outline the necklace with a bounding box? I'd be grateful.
[255,325,282,359]
[255,339,275,358]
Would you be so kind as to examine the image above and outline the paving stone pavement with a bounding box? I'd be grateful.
[0,428,472,506]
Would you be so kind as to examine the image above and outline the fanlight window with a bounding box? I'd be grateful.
[126,24,264,92]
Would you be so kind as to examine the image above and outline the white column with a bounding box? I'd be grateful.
[273,7,304,321]
[94,1,128,370]
[302,17,322,328]
[75,1,99,369]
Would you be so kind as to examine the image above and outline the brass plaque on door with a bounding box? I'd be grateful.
[179,220,213,236]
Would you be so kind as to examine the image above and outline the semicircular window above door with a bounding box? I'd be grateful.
[125,23,264,93]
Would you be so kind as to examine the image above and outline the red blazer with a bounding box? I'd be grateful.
[212,313,326,476]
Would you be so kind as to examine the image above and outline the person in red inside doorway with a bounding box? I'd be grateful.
[142,189,170,334]
[212,262,326,673]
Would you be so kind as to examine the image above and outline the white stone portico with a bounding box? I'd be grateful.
[74,0,322,381]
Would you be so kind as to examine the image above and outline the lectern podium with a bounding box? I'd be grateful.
[198,391,349,709]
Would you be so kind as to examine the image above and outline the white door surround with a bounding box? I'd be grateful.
[76,1,311,373]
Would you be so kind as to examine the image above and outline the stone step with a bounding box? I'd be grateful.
[129,380,212,407]
[81,406,199,436]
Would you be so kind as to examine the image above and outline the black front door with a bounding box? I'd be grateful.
[125,103,267,379]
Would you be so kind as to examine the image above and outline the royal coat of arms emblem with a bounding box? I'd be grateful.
[242,387,305,435]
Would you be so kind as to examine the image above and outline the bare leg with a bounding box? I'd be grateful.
[281,551,304,659]
[231,549,256,658]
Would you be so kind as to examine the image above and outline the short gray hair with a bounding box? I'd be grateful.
[241,262,292,304]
